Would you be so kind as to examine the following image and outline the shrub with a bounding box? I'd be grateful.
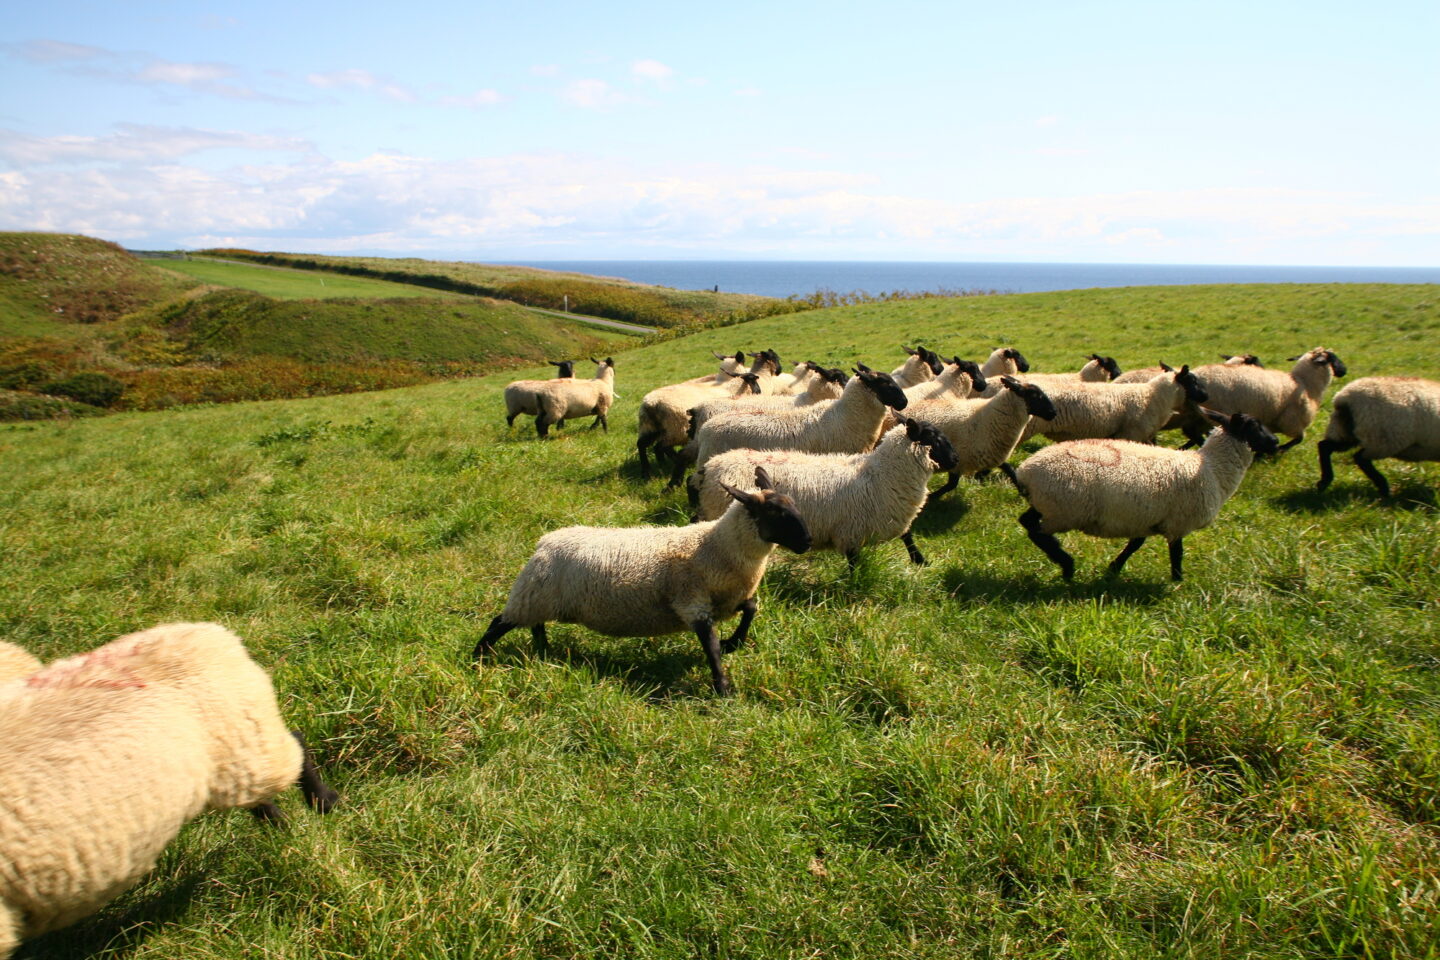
[0,389,104,421]
[0,362,50,390]
[42,371,126,408]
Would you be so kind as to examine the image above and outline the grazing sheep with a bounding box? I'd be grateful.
[681,365,910,490]
[1190,347,1347,451]
[0,624,339,957]
[979,347,1030,379]
[1020,365,1208,445]
[910,376,1059,498]
[695,416,958,567]
[1003,410,1278,581]
[890,346,944,389]
[636,370,763,479]
[502,360,576,429]
[1317,376,1440,498]
[471,467,811,696]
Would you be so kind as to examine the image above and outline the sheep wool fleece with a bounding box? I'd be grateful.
[0,623,304,954]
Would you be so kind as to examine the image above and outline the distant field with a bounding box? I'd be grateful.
[156,257,470,300]
[3,283,1436,958]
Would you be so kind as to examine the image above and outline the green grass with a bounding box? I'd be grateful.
[4,283,1439,959]
[156,258,472,300]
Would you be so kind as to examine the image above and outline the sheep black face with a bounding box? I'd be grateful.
[738,373,762,395]
[853,365,909,410]
[1095,355,1122,379]
[762,349,783,375]
[823,367,850,386]
[1222,353,1265,367]
[1205,409,1280,455]
[723,467,811,554]
[1001,376,1057,420]
[921,347,944,375]
[1005,348,1030,373]
[1289,348,1347,377]
[952,357,987,394]
[549,360,575,378]
[902,416,959,472]
[1174,364,1208,404]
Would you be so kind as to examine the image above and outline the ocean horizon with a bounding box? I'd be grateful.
[495,260,1440,299]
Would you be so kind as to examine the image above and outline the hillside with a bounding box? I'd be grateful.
[155,256,475,300]
[0,233,634,414]
[2,283,1436,958]
[200,248,803,329]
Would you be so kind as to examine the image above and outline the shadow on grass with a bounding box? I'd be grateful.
[940,567,1170,606]
[915,490,972,534]
[475,633,708,702]
[1272,482,1437,514]
[17,866,210,960]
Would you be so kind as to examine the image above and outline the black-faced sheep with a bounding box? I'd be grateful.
[1191,347,1346,451]
[1317,375,1440,498]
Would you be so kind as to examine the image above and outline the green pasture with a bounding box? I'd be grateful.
[156,258,471,301]
[3,283,1438,959]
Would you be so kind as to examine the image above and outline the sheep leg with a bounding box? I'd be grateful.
[721,597,757,653]
[471,615,518,659]
[591,411,608,432]
[846,549,862,571]
[1315,437,1352,491]
[931,471,960,498]
[293,730,340,814]
[505,412,518,427]
[535,415,551,439]
[666,451,691,490]
[556,418,566,431]
[531,623,549,656]
[637,431,660,478]
[1353,452,1392,499]
[901,530,927,565]
[1019,508,1074,581]
[1168,539,1184,581]
[1107,537,1147,576]
[250,801,285,825]
[692,618,732,696]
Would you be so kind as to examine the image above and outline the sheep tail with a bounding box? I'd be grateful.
[1330,396,1355,441]
[999,461,1027,497]
[685,407,701,440]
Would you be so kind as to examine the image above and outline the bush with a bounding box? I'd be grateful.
[0,389,104,421]
[0,362,50,390]
[42,371,126,408]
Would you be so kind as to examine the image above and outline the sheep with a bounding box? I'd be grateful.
[880,357,988,432]
[0,624,339,956]
[636,370,763,479]
[0,642,40,684]
[508,358,617,439]
[979,347,1030,379]
[908,376,1059,498]
[681,350,749,386]
[1113,356,1266,447]
[470,467,811,696]
[681,365,910,490]
[890,346,944,389]
[685,365,848,440]
[1018,365,1208,445]
[1001,409,1278,581]
[978,354,1120,398]
[502,360,576,429]
[1189,347,1347,451]
[1316,376,1440,498]
[694,416,958,567]
[1113,353,1263,386]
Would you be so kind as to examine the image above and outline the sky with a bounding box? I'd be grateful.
[1,0,1437,265]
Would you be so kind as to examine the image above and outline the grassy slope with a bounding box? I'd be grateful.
[156,258,473,300]
[3,284,1438,959]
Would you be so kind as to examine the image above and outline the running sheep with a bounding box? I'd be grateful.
[694,416,959,567]
[979,354,1120,398]
[680,365,910,490]
[1002,410,1278,581]
[1019,364,1208,445]
[0,623,339,958]
[1190,347,1346,451]
[890,346,945,389]
[0,642,39,684]
[636,353,778,476]
[1114,355,1266,447]
[1317,375,1440,498]
[470,468,811,696]
[979,347,1031,379]
[910,376,1059,498]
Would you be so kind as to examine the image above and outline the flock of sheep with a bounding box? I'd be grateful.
[2,331,1436,956]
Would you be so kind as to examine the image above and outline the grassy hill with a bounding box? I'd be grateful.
[3,283,1437,958]
[0,234,634,413]
[200,248,803,330]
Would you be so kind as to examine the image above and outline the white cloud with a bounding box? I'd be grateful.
[0,124,313,165]
[438,89,504,109]
[306,69,416,103]
[1035,115,1059,127]
[530,64,561,77]
[631,59,674,82]
[1,147,1436,264]
[5,39,284,102]
[733,87,762,97]
[561,78,628,109]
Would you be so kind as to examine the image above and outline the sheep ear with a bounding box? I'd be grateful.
[606,357,614,366]
[903,344,916,355]
[754,466,774,490]
[1220,354,1233,361]
[589,356,599,364]
[1286,355,1300,362]
[720,481,756,506]
[1159,361,1174,372]
[735,350,746,363]
[1179,364,1190,374]
[1200,407,1227,426]
[856,362,873,374]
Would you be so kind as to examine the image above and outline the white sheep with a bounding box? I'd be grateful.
[502,360,576,430]
[906,376,1058,498]
[890,346,944,389]
[694,416,958,567]
[681,350,750,386]
[520,357,617,439]
[0,623,339,957]
[1018,365,1208,445]
[680,365,910,490]
[684,365,848,440]
[979,347,1031,379]
[1113,356,1266,447]
[470,468,811,696]
[0,642,40,684]
[978,353,1120,398]
[1190,347,1347,451]
[1002,410,1278,581]
[1317,376,1440,498]
[636,371,764,479]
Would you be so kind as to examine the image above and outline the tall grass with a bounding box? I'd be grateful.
[3,283,1437,959]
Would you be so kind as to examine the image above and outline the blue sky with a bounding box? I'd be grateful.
[1,0,1437,264]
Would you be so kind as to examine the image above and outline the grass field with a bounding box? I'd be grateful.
[3,283,1438,959]
[155,258,472,301]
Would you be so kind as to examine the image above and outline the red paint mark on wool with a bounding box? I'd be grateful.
[1065,441,1124,466]
[26,637,150,689]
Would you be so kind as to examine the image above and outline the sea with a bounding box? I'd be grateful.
[497,260,1440,299]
